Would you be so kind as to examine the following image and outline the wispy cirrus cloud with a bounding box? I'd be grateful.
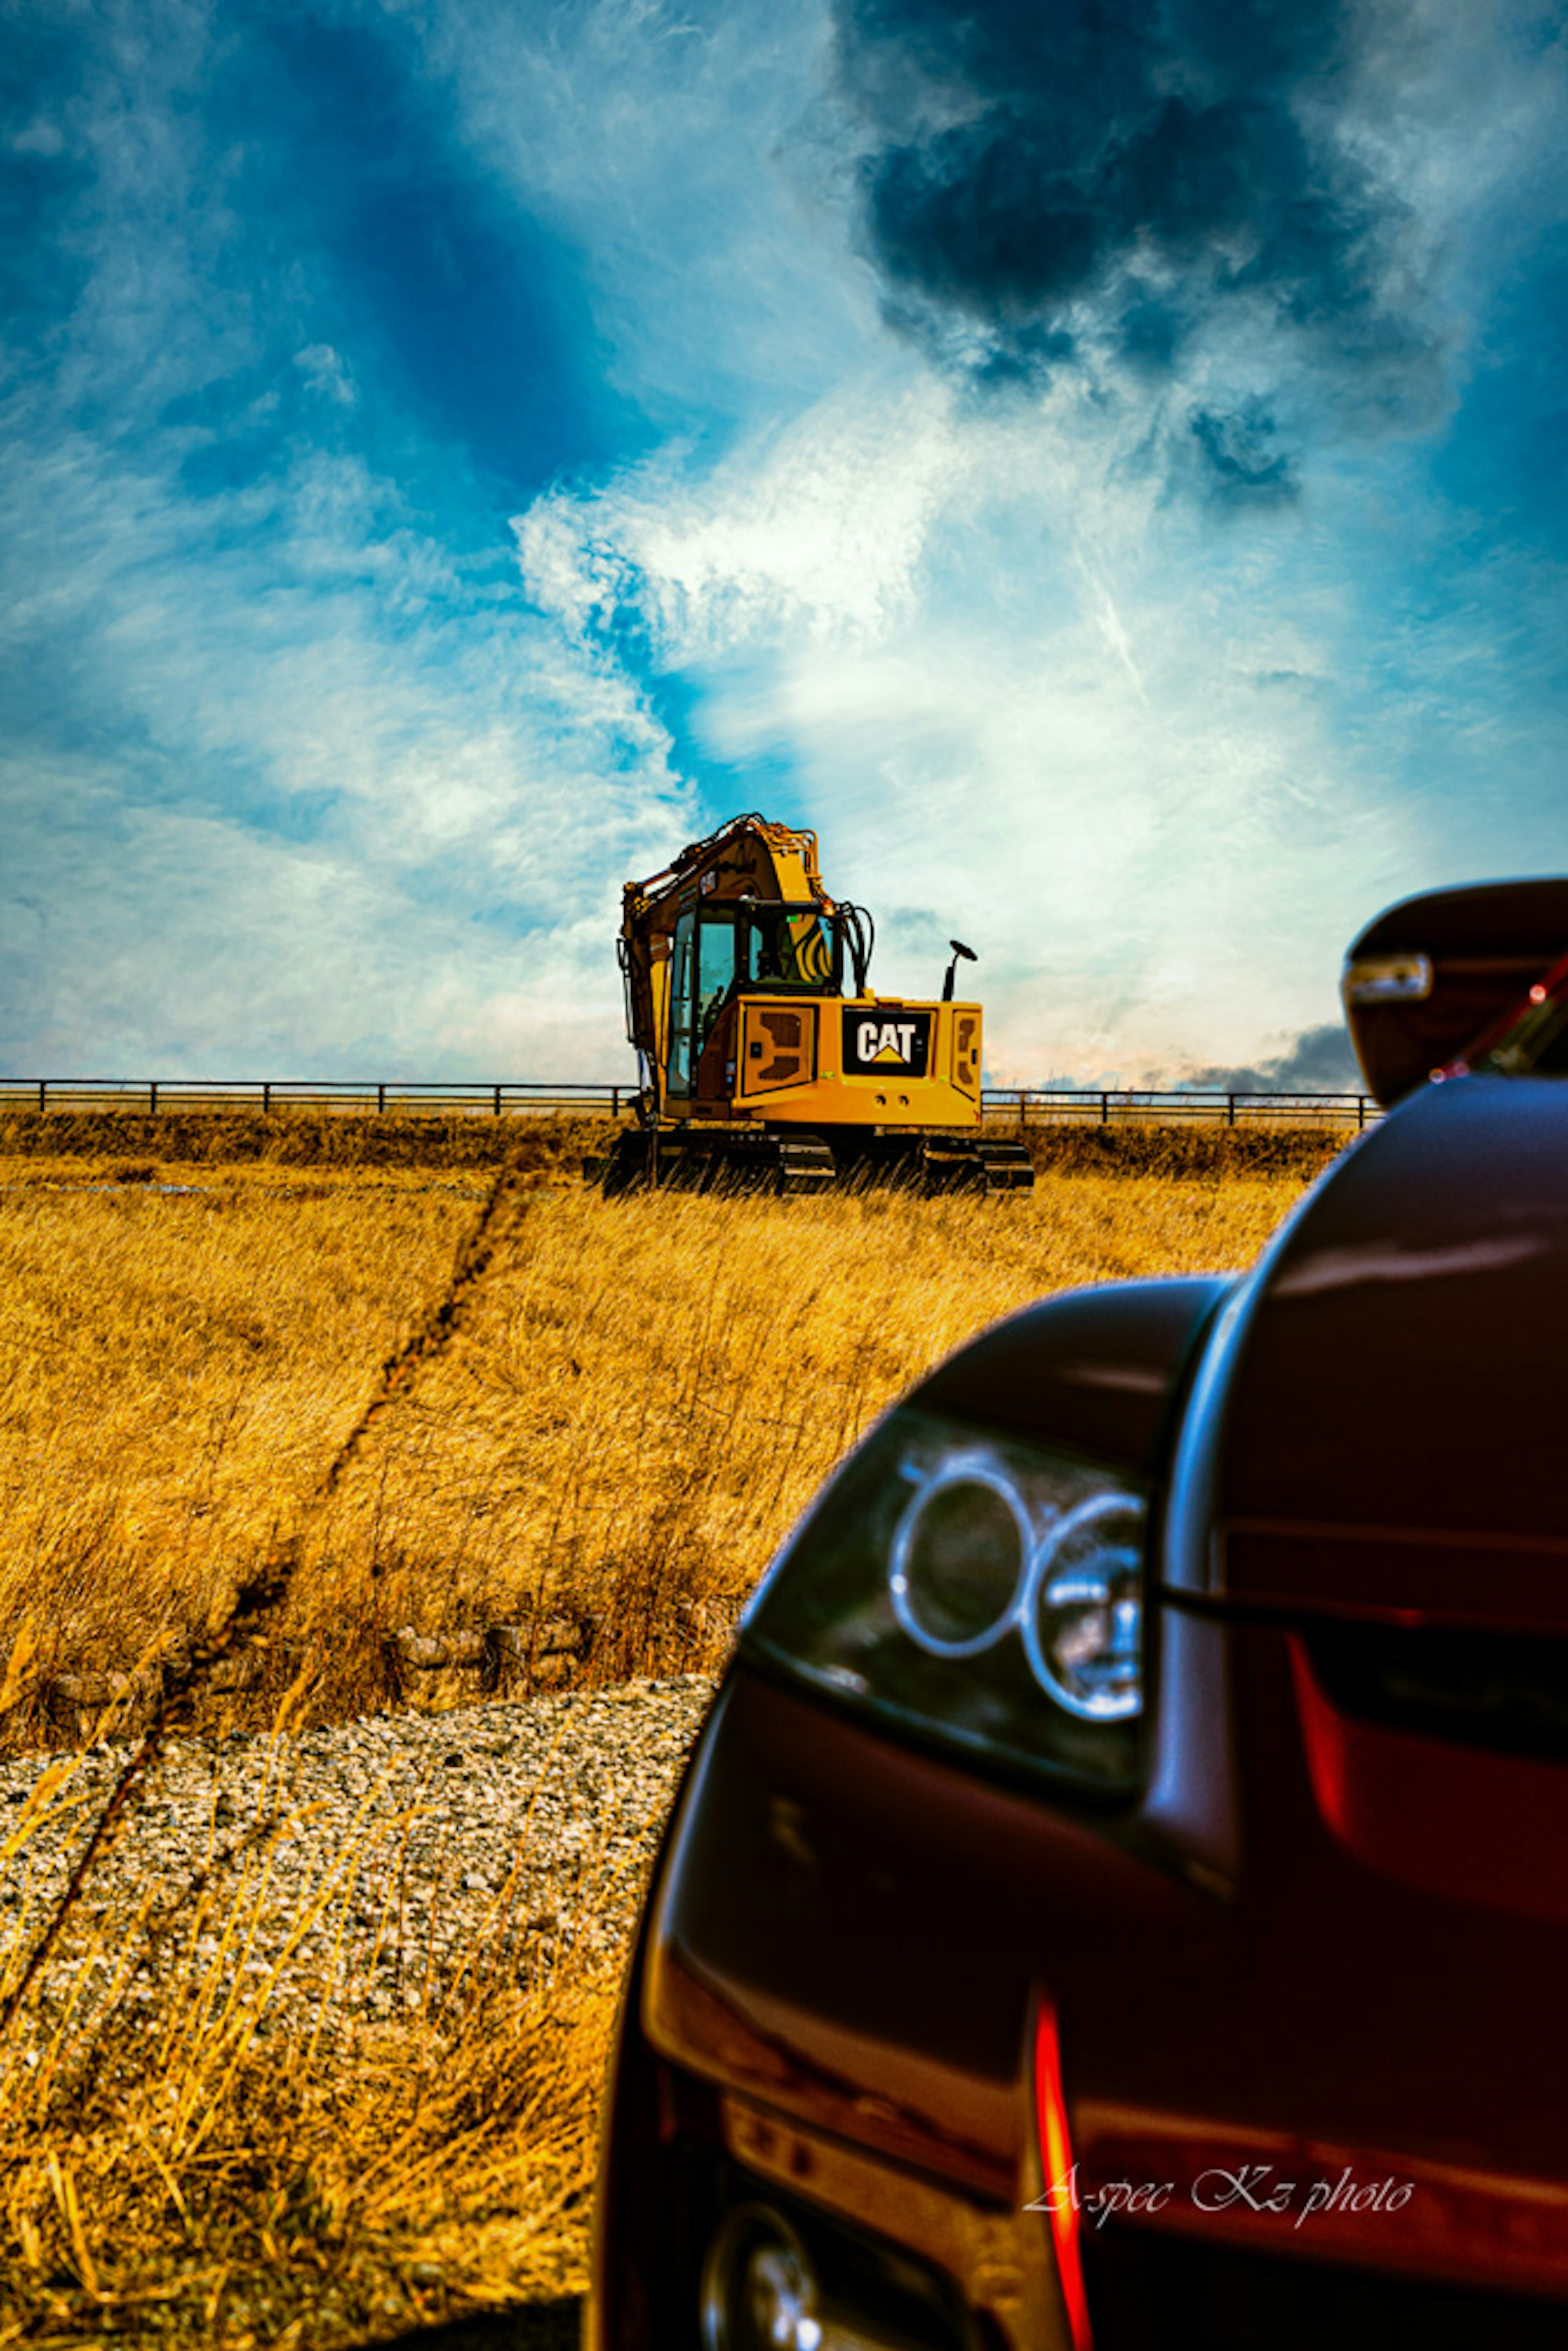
[512,372,1445,1081]
[0,417,695,1071]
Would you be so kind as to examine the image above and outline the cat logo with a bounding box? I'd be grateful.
[843,1007,932,1078]
[858,1020,917,1063]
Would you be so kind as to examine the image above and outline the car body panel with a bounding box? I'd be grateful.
[641,1635,1568,2305]
[592,1051,1568,2350]
[1169,1079,1568,1621]
[907,1275,1233,1469]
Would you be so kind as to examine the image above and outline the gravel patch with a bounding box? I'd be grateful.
[0,1675,716,2050]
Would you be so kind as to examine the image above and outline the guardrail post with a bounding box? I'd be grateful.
[611,1085,619,1119]
[1227,1092,1236,1128]
[1100,1090,1109,1126]
[262,1082,270,1114]
[1358,1094,1367,1131]
[38,1080,45,1112]
[377,1083,385,1114]
[494,1084,502,1116]
[149,1081,158,1114]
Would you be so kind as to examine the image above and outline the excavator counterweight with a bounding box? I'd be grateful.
[597,813,1032,1196]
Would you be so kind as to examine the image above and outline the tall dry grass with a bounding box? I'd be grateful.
[0,1139,1341,1738]
[0,1132,1344,2343]
[0,1109,609,1175]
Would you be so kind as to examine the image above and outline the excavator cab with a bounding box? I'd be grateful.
[604,813,1031,1194]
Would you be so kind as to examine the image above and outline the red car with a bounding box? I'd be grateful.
[590,880,1568,2351]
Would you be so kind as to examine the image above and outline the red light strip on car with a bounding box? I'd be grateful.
[1435,944,1568,1078]
[1033,2000,1094,2351]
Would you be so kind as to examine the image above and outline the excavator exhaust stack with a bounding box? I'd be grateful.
[601,812,1033,1199]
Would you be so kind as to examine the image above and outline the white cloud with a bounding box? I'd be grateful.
[510,370,1475,1081]
[0,408,698,1073]
[293,343,357,407]
[517,373,964,653]
[0,0,728,1076]
[422,0,874,421]
[12,118,67,158]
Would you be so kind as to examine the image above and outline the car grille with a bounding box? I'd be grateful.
[1084,2223,1568,2349]
[1305,1619,1568,1765]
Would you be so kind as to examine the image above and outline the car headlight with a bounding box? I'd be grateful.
[741,1406,1148,1794]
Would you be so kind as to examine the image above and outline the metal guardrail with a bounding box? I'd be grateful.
[0,1079,635,1117]
[986,1087,1375,1130]
[0,1079,1377,1126]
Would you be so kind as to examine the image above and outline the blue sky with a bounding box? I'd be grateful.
[2,0,1565,1085]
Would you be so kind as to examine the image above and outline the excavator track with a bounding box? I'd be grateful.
[596,1128,651,1196]
[974,1138,1035,1192]
[595,1126,1033,1198]
[915,1135,1035,1194]
[595,1127,840,1197]
[773,1137,836,1196]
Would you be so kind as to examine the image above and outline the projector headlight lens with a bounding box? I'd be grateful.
[889,1454,1030,1657]
[742,1408,1149,1792]
[1023,1488,1145,1723]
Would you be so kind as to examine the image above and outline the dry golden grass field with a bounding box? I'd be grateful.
[0,1115,1350,2347]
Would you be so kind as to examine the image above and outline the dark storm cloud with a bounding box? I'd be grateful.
[834,0,1446,492]
[1179,1021,1363,1093]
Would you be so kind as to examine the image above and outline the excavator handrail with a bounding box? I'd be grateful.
[730,896,829,913]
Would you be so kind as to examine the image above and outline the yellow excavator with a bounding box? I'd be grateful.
[597,813,1033,1194]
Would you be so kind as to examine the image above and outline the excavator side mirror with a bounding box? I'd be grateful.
[942,939,978,1002]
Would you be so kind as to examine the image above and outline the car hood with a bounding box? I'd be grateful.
[1179,1076,1568,1631]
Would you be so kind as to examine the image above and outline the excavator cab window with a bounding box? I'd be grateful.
[670,900,840,1095]
[743,911,838,993]
[694,912,737,1052]
[668,908,740,1095]
[668,912,695,1095]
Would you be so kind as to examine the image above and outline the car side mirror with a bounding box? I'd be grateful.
[1342,878,1568,1105]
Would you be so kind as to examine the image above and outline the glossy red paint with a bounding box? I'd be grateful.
[1342,877,1568,1104]
[1173,1077,1568,1598]
[614,1629,1568,2337]
[1290,1637,1568,1924]
[1071,2112,1568,2302]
